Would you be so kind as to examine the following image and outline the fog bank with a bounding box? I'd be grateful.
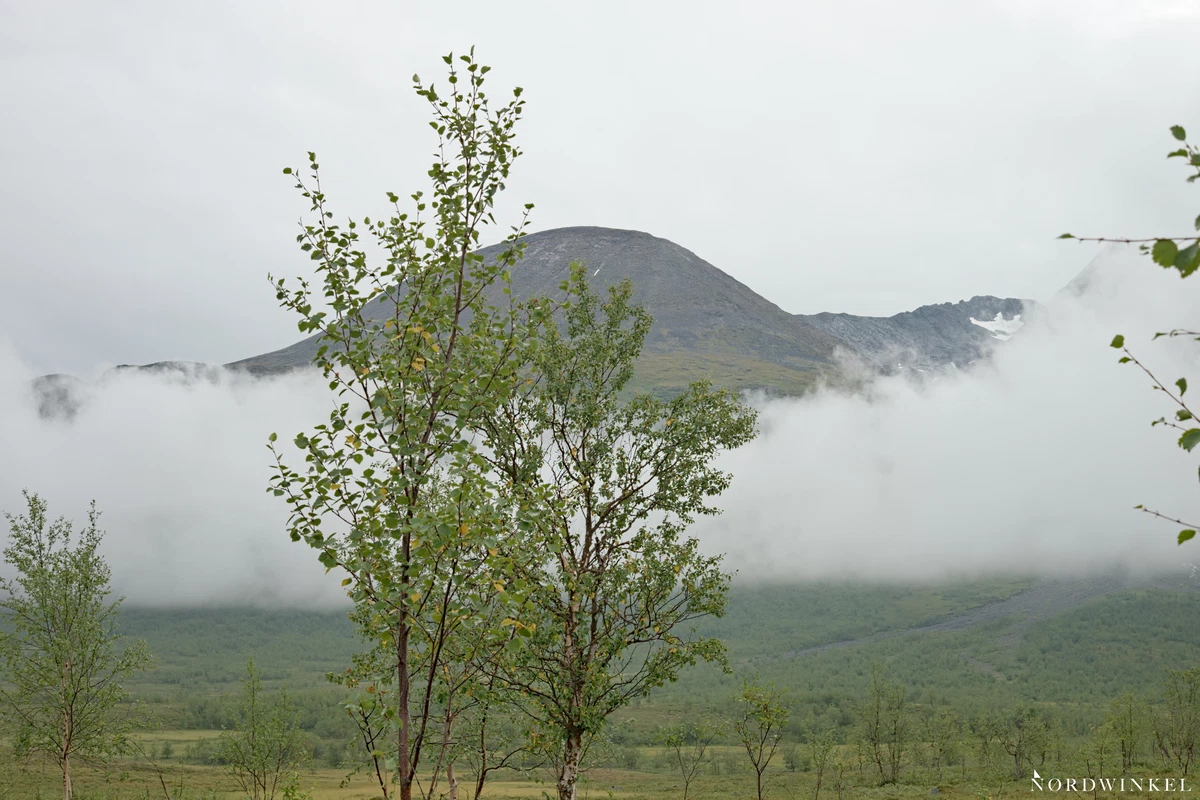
[695,248,1200,581]
[1,248,1198,604]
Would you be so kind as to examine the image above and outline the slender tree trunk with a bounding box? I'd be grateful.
[398,615,412,800]
[62,662,73,800]
[557,730,584,800]
[447,763,459,800]
[474,719,488,800]
[398,525,414,800]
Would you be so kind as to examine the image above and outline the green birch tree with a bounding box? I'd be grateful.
[480,266,758,800]
[218,656,310,800]
[0,491,152,800]
[267,50,548,800]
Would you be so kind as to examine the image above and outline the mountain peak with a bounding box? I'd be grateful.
[100,226,1028,397]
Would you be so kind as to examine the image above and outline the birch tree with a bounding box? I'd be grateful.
[0,491,152,800]
[481,266,758,800]
[268,50,547,800]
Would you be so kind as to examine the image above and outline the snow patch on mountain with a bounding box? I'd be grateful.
[970,312,1024,341]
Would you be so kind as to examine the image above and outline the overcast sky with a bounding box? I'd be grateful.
[3,0,1200,376]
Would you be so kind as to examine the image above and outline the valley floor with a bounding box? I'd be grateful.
[5,744,1199,800]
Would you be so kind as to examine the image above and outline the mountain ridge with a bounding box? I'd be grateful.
[223,226,1031,394]
[35,227,1033,407]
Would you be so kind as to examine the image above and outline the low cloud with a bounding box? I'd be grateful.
[0,357,348,607]
[697,247,1200,581]
[1,247,1197,605]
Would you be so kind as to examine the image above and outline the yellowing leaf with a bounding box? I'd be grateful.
[341,578,352,587]
[459,523,469,535]
[412,357,425,372]
[501,618,516,626]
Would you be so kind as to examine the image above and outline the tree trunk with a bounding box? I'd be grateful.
[474,722,488,800]
[398,616,412,800]
[447,763,459,800]
[557,730,584,800]
[62,703,73,800]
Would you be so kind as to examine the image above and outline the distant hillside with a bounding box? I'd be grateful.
[226,227,1029,395]
[116,571,1200,734]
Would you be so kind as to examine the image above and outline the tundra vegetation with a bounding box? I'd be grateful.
[5,52,1200,800]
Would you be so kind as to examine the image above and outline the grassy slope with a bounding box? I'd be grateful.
[629,351,827,397]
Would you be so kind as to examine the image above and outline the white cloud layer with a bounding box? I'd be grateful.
[696,247,1200,581]
[1,248,1198,604]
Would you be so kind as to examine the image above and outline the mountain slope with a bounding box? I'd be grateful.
[227,227,846,394]
[226,226,1027,395]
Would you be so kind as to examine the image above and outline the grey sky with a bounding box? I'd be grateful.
[2,0,1200,376]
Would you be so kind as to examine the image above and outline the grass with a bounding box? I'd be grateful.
[5,743,1199,800]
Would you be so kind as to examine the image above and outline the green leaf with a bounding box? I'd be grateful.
[1110,335,1125,349]
[1180,530,1196,545]
[1179,429,1200,452]
[1168,149,1189,159]
[1178,378,1188,397]
[1172,125,1187,141]
[268,432,278,443]
[1194,214,1200,232]
[1058,233,1075,239]
[1153,239,1179,267]
[1177,242,1200,278]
